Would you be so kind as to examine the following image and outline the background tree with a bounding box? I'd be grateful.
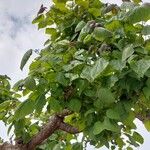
[0,0,150,149]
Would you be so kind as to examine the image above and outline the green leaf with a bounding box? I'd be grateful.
[0,100,13,112]
[24,76,36,91]
[32,14,44,24]
[83,34,92,44]
[130,59,150,78]
[132,132,144,144]
[104,118,119,132]
[81,58,109,82]
[126,4,150,23]
[122,44,134,61]
[106,109,120,120]
[133,0,142,4]
[77,22,92,42]
[75,0,89,8]
[68,98,81,112]
[88,8,101,17]
[72,143,83,150]
[97,88,115,104]
[20,49,32,70]
[143,87,150,99]
[35,94,46,114]
[142,25,150,35]
[75,21,86,32]
[45,28,58,40]
[105,20,121,31]
[93,121,104,135]
[14,99,35,120]
[144,120,150,131]
[110,59,126,71]
[93,27,112,41]
[48,98,62,112]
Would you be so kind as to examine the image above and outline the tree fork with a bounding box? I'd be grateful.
[0,110,79,150]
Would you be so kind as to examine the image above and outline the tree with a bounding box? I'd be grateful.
[0,0,150,149]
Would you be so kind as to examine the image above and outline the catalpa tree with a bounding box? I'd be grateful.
[0,0,150,149]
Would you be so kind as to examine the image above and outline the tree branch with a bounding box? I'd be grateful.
[25,115,62,150]
[0,110,80,150]
[59,122,80,134]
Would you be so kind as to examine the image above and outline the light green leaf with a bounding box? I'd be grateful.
[32,15,44,24]
[75,0,89,8]
[110,59,126,71]
[81,58,109,82]
[132,132,144,144]
[14,99,35,120]
[68,98,81,112]
[93,121,104,135]
[0,100,13,112]
[144,120,150,132]
[88,8,101,17]
[126,4,150,23]
[20,49,32,70]
[93,27,112,41]
[130,59,150,77]
[122,44,134,61]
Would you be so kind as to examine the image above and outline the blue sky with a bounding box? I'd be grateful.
[0,0,150,149]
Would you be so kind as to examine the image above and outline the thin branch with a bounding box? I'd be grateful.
[59,122,80,134]
[56,109,73,118]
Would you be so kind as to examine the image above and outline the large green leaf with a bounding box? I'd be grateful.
[14,99,35,120]
[126,3,150,23]
[35,94,46,114]
[97,88,115,104]
[106,109,120,120]
[20,49,32,70]
[81,58,109,82]
[68,98,81,112]
[93,27,112,41]
[122,44,134,61]
[130,59,150,78]
[93,121,104,135]
[24,76,36,91]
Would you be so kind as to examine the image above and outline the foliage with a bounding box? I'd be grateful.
[0,0,150,149]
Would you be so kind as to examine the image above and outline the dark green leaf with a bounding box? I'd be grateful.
[68,98,81,112]
[20,49,32,70]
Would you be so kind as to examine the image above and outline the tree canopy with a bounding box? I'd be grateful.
[0,0,150,150]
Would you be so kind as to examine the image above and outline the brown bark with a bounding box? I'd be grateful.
[0,110,80,150]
